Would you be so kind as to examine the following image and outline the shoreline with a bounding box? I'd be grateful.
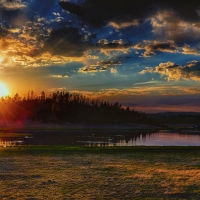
[1,145,200,161]
[0,121,161,132]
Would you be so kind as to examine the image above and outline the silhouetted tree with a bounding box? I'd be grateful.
[0,91,163,125]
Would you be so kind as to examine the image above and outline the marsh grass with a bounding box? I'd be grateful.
[0,146,200,199]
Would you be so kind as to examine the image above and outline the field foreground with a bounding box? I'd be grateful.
[0,146,200,200]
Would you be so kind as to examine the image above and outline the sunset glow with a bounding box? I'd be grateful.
[0,0,200,112]
[0,83,9,97]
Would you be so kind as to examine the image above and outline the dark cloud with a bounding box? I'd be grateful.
[59,0,152,27]
[143,42,178,57]
[134,41,178,57]
[59,0,200,28]
[0,25,8,37]
[96,39,132,51]
[97,42,131,50]
[43,27,87,56]
[162,1,200,23]
[59,1,84,17]
[0,6,28,26]
[40,27,132,57]
[27,48,43,57]
[149,43,176,52]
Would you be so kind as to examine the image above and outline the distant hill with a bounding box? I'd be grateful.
[147,112,200,125]
[156,112,200,116]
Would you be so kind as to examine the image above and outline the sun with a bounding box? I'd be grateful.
[0,82,9,97]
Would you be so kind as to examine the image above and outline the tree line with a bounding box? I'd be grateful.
[0,91,160,125]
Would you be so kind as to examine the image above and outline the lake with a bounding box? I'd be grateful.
[0,130,200,146]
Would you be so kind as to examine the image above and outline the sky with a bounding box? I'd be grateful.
[0,0,200,112]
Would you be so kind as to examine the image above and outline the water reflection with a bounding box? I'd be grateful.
[77,131,200,146]
[0,140,24,147]
[0,130,200,146]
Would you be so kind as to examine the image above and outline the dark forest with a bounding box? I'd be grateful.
[0,91,159,125]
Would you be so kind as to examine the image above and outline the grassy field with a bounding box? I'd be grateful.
[0,146,200,199]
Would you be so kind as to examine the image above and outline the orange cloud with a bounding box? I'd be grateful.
[182,44,199,55]
[108,20,140,29]
[150,10,200,42]
[134,40,179,57]
[139,60,200,81]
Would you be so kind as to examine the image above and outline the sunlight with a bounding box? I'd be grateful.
[0,57,3,63]
[0,82,9,97]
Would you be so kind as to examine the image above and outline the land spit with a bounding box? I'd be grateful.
[0,120,161,131]
[0,146,200,199]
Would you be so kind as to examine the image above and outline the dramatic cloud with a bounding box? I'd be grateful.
[0,0,200,72]
[134,41,178,57]
[0,0,26,9]
[97,60,121,66]
[0,25,132,72]
[151,10,200,43]
[43,27,86,56]
[182,44,199,55]
[108,20,140,29]
[134,40,200,57]
[96,39,132,51]
[78,65,98,73]
[139,60,200,81]
[78,59,121,73]
[59,0,200,28]
[2,0,199,71]
[0,35,83,71]
[1,0,200,114]
[59,0,150,27]
[145,42,178,53]
[68,84,200,100]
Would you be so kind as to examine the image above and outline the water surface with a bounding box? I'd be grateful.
[1,130,200,146]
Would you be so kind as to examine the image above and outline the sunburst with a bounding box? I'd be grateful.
[0,82,9,97]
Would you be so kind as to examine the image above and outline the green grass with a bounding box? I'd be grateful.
[1,145,200,154]
[0,146,200,199]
